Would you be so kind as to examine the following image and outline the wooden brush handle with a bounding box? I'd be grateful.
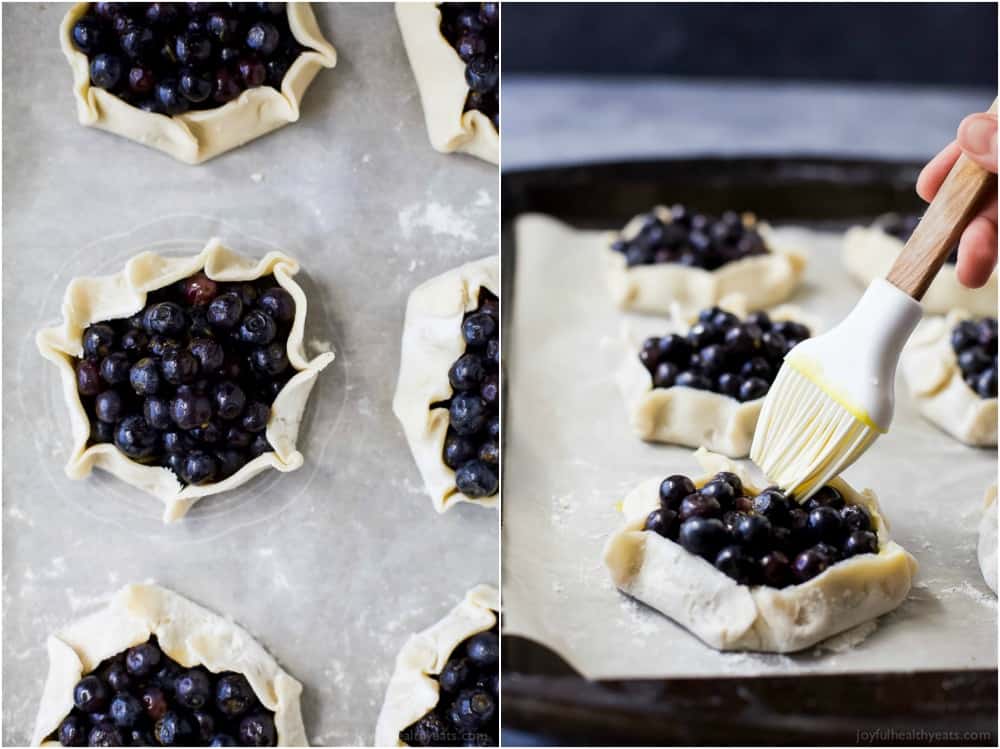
[886,99,998,300]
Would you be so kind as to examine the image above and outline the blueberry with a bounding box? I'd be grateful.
[807,506,843,544]
[215,673,255,717]
[687,322,718,348]
[180,451,217,484]
[191,420,223,444]
[207,293,244,329]
[215,448,246,478]
[179,67,212,102]
[144,302,187,336]
[110,692,143,728]
[257,287,295,322]
[444,432,476,469]
[759,551,792,588]
[479,2,499,25]
[455,460,498,497]
[74,675,109,713]
[127,357,159,395]
[83,324,116,358]
[121,24,158,62]
[251,343,289,376]
[238,713,277,747]
[712,471,743,497]
[72,17,106,54]
[95,390,123,423]
[724,325,762,356]
[88,722,124,747]
[675,371,712,390]
[249,434,271,458]
[213,381,246,420]
[213,68,243,103]
[104,661,131,692]
[480,372,499,405]
[149,335,181,358]
[466,630,499,666]
[192,711,216,743]
[486,337,500,366]
[449,353,487,391]
[90,53,123,89]
[238,57,267,87]
[439,657,471,692]
[175,668,212,709]
[175,31,212,64]
[740,357,772,381]
[697,344,729,377]
[145,2,179,26]
[154,712,193,747]
[58,714,88,746]
[655,334,691,365]
[143,396,172,430]
[773,320,811,343]
[745,311,772,331]
[140,686,168,721]
[952,320,980,352]
[716,372,743,398]
[462,311,497,347]
[405,714,451,746]
[98,353,130,385]
[792,546,832,582]
[843,529,879,557]
[678,517,729,560]
[238,310,277,345]
[160,348,200,385]
[762,331,788,360]
[244,21,280,56]
[170,392,212,430]
[225,427,252,449]
[155,78,190,115]
[840,504,872,533]
[241,401,270,432]
[810,485,845,509]
[959,347,992,376]
[659,474,696,510]
[115,415,159,460]
[976,367,998,398]
[77,360,102,396]
[700,478,736,506]
[448,689,497,730]
[449,393,487,435]
[478,439,499,465]
[207,11,241,42]
[209,735,238,747]
[738,376,769,402]
[752,488,790,524]
[714,545,757,585]
[644,508,679,539]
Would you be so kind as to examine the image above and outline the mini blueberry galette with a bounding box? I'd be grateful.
[32,584,306,747]
[375,585,498,747]
[395,3,499,164]
[616,304,813,457]
[60,2,337,164]
[605,204,806,315]
[900,311,997,447]
[394,256,499,512]
[843,213,997,316]
[603,450,917,653]
[36,239,335,522]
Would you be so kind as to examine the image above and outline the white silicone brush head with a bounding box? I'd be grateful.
[751,279,923,499]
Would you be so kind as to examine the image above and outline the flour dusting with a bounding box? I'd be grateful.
[813,620,878,653]
[941,580,997,608]
[398,202,477,242]
[308,338,333,354]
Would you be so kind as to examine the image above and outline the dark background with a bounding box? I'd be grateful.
[502,2,998,86]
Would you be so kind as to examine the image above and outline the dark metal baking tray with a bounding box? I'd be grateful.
[499,157,998,747]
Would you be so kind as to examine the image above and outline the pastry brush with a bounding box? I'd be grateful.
[752,102,998,499]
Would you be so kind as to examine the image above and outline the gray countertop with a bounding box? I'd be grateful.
[2,3,498,746]
[502,76,995,170]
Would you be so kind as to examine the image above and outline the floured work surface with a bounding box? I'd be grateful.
[504,213,996,679]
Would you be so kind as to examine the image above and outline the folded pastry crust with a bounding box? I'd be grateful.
[374,585,498,747]
[602,449,917,653]
[605,207,806,315]
[980,484,997,595]
[843,224,997,316]
[36,238,335,522]
[899,311,997,447]
[32,584,307,747]
[395,2,498,164]
[616,303,817,458]
[59,3,337,164]
[393,255,499,512]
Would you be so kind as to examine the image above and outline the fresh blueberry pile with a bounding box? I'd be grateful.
[644,472,879,588]
[951,316,999,399]
[879,213,958,264]
[639,307,811,403]
[611,205,770,269]
[69,3,304,115]
[75,272,297,486]
[400,623,498,747]
[437,288,499,499]
[438,3,499,131]
[49,636,276,747]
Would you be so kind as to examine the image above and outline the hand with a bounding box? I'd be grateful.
[916,110,998,289]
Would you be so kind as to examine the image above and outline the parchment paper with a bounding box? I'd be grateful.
[504,213,997,679]
[2,4,498,745]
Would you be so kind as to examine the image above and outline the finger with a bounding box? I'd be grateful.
[956,215,999,288]
[916,142,962,202]
[957,113,999,173]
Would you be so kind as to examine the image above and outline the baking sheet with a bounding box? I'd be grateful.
[503,213,997,679]
[1,4,498,745]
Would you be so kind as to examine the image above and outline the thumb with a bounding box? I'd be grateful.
[957,113,998,173]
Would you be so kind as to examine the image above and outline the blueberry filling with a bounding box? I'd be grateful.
[639,307,811,403]
[438,3,499,131]
[75,272,296,486]
[400,621,498,747]
[611,205,770,270]
[951,316,998,399]
[435,288,499,499]
[69,3,304,114]
[47,636,276,747]
[877,213,958,264]
[646,472,879,588]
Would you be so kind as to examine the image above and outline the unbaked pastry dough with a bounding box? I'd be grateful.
[980,484,997,595]
[605,206,807,315]
[31,583,307,747]
[843,223,997,316]
[374,584,498,747]
[899,311,997,447]
[36,238,335,522]
[615,301,818,458]
[393,255,499,512]
[602,449,917,653]
[395,3,498,164]
[60,3,337,164]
